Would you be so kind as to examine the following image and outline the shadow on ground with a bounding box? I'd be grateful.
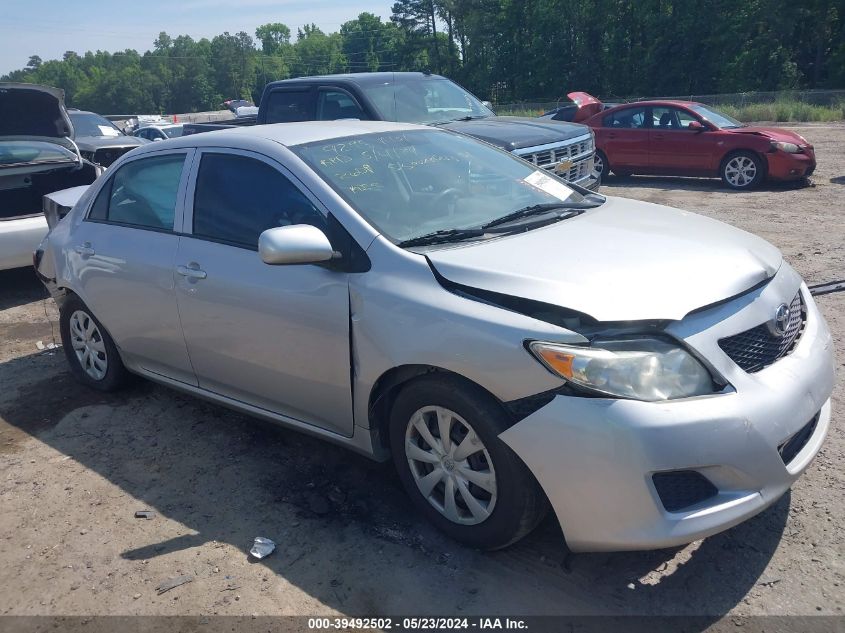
[0,350,788,620]
[0,267,49,311]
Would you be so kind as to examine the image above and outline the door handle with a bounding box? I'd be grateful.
[74,242,95,257]
[176,263,207,280]
[608,133,617,139]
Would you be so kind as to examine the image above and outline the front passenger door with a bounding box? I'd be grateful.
[173,149,354,436]
[648,106,714,174]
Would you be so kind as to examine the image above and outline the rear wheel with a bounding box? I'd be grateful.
[389,375,548,550]
[721,151,764,189]
[59,295,128,391]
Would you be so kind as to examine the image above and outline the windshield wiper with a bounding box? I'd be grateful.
[480,202,597,230]
[397,228,486,248]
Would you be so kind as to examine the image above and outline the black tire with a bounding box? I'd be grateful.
[59,294,128,392]
[720,150,765,189]
[389,375,548,550]
[594,150,609,179]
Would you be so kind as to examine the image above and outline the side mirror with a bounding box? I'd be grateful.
[152,137,162,141]
[688,121,706,132]
[258,224,335,265]
[481,100,493,110]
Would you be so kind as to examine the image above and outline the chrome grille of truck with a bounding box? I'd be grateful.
[513,134,594,183]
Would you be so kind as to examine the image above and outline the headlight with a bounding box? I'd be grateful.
[528,337,716,401]
[772,141,801,153]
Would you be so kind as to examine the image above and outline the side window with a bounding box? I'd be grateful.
[87,154,185,230]
[652,107,677,129]
[676,109,699,129]
[264,90,314,123]
[192,153,326,249]
[317,90,365,120]
[603,107,647,129]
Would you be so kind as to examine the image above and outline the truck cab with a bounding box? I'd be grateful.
[257,73,599,191]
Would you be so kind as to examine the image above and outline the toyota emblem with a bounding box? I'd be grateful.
[768,303,791,337]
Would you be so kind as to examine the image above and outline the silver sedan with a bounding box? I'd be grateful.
[35,121,834,551]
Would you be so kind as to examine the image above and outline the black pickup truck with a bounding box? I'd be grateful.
[183,72,599,190]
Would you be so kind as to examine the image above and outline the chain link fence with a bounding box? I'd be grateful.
[494,89,845,121]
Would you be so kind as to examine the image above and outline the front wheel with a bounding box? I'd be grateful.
[593,150,608,179]
[721,151,764,189]
[389,376,548,550]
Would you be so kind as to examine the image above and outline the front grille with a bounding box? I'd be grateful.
[652,471,718,512]
[718,291,805,373]
[514,136,594,183]
[778,412,820,465]
[94,146,134,167]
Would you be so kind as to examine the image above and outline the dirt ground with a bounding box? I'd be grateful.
[0,124,843,623]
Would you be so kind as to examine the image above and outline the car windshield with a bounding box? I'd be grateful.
[293,129,598,245]
[69,112,124,138]
[361,77,494,125]
[690,105,745,129]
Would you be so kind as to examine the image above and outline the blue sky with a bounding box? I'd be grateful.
[1,0,390,76]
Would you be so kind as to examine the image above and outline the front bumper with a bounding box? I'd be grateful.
[500,272,835,552]
[766,147,816,180]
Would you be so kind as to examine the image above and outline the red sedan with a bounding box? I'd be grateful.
[570,93,816,189]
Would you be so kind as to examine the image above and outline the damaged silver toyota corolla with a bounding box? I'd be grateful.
[35,121,835,552]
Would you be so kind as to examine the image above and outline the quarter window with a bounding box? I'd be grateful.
[264,90,314,123]
[88,154,185,230]
[192,153,326,248]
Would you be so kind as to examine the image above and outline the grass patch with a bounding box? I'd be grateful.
[719,100,844,122]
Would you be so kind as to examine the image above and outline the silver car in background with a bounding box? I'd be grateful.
[35,121,834,551]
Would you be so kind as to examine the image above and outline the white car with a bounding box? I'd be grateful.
[134,124,184,142]
[0,83,100,271]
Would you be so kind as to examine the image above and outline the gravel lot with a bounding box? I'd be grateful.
[0,124,843,622]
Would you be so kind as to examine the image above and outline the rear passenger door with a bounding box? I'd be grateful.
[600,106,649,171]
[70,149,198,385]
[173,148,354,436]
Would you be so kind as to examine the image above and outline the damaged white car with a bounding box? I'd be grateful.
[0,83,101,271]
[35,121,834,551]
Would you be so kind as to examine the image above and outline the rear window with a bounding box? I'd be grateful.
[0,141,77,167]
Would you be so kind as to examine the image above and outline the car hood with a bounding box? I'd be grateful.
[440,117,590,151]
[0,83,75,149]
[425,197,782,322]
[728,126,811,145]
[74,135,147,150]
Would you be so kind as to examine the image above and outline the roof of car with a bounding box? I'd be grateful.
[608,100,701,109]
[267,72,445,87]
[133,120,429,154]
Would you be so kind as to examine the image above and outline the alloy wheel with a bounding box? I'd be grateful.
[594,153,604,176]
[69,310,108,380]
[404,406,497,525]
[724,155,757,187]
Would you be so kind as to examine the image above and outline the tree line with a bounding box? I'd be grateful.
[3,0,843,114]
